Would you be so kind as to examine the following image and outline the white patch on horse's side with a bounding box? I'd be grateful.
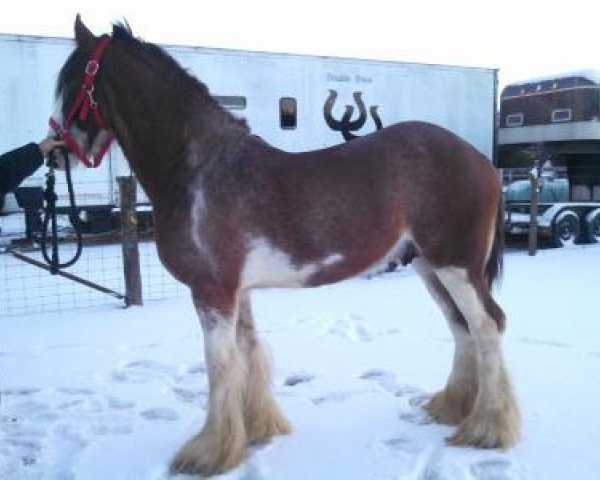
[322,253,344,266]
[240,237,343,289]
[190,186,207,252]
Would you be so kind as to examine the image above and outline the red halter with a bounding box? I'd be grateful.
[49,35,113,168]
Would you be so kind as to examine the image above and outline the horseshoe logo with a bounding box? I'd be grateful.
[323,90,383,141]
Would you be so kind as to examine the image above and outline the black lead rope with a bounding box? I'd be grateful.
[40,146,84,274]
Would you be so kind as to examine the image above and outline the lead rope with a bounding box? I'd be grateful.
[40,146,84,273]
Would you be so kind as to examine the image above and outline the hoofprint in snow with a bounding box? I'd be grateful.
[1,245,599,479]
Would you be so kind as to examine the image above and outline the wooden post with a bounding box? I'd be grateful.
[528,161,540,256]
[118,176,143,306]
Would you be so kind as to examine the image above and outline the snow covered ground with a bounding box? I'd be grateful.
[1,245,599,479]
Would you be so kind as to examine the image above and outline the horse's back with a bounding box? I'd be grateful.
[289,120,500,222]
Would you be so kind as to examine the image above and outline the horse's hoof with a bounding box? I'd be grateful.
[170,430,247,476]
[424,388,474,426]
[246,408,292,445]
[446,405,521,450]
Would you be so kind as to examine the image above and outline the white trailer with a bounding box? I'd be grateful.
[0,33,497,229]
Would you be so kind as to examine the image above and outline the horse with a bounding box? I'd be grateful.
[51,16,520,475]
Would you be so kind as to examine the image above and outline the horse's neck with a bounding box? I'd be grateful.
[109,83,247,206]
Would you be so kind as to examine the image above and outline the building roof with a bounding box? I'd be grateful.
[502,70,600,98]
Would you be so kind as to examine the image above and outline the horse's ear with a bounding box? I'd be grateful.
[74,14,96,51]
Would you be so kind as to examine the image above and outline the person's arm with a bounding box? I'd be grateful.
[0,138,64,194]
[0,143,44,194]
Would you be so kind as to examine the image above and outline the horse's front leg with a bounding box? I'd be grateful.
[171,293,248,475]
[237,292,291,444]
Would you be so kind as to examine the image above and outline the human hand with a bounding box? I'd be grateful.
[38,137,65,156]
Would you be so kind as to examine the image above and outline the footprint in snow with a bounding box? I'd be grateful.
[92,416,134,435]
[1,414,47,476]
[174,363,206,383]
[471,458,524,480]
[383,436,411,451]
[517,337,570,349]
[172,386,207,406]
[408,393,431,408]
[58,387,95,396]
[284,373,315,387]
[359,369,422,398]
[311,390,360,405]
[399,410,434,425]
[106,396,136,410]
[326,314,373,342]
[140,407,179,421]
[1,387,42,396]
[111,359,177,384]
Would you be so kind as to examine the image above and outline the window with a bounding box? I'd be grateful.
[215,96,247,110]
[551,108,572,123]
[280,97,297,129]
[506,113,524,127]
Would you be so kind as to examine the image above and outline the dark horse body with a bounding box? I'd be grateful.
[54,17,520,475]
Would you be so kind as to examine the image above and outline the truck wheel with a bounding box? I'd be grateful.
[586,208,600,243]
[552,210,580,247]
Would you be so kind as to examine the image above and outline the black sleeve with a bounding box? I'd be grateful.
[0,142,44,194]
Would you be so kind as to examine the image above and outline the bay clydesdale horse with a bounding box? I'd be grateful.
[50,16,520,476]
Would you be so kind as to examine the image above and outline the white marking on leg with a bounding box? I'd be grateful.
[435,267,501,407]
[447,323,477,396]
[413,259,477,424]
[238,294,291,443]
[435,266,520,448]
[171,306,247,474]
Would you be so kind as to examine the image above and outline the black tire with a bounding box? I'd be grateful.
[586,208,600,244]
[552,210,580,247]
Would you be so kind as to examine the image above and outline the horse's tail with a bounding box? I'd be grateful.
[485,198,505,289]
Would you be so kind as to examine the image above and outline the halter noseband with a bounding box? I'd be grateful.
[49,35,113,168]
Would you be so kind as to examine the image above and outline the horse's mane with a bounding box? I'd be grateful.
[111,22,208,97]
[56,21,249,132]
[111,22,249,131]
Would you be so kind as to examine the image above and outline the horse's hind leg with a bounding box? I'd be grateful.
[435,267,520,449]
[238,292,291,444]
[413,258,477,425]
[171,294,247,475]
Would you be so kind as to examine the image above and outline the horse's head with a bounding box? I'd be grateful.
[51,15,113,169]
